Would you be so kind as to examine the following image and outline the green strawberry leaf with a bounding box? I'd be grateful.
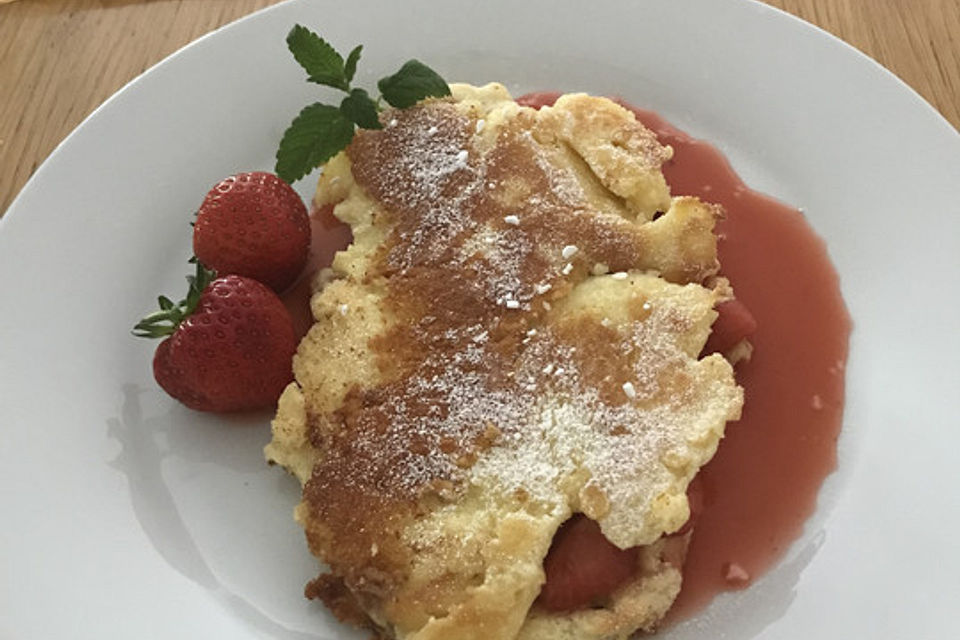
[343,45,363,83]
[377,59,451,109]
[340,88,382,130]
[183,259,215,316]
[275,103,356,184]
[134,261,216,338]
[286,24,348,91]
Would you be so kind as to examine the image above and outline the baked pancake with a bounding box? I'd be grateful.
[266,83,743,639]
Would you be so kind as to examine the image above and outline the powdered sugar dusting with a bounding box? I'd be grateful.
[461,307,727,545]
[313,283,718,542]
[465,228,536,306]
[348,104,486,270]
[315,98,739,548]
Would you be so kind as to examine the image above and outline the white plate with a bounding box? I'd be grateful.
[2,0,958,638]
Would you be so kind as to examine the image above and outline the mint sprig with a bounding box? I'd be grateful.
[275,25,452,184]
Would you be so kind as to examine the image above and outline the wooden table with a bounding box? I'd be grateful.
[1,0,958,217]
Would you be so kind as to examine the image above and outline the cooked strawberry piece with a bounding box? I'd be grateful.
[539,478,708,612]
[515,91,562,110]
[538,515,639,612]
[702,299,757,357]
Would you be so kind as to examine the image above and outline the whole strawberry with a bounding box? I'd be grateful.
[134,262,297,412]
[193,171,310,292]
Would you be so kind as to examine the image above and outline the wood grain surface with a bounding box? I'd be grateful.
[1,0,958,217]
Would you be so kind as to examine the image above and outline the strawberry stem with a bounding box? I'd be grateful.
[132,260,216,338]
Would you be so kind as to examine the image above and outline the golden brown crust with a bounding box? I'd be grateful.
[305,574,376,630]
[266,83,744,639]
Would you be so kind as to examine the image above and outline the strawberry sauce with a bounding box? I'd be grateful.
[518,92,851,619]
[281,204,352,340]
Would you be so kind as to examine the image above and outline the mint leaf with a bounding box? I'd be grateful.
[275,103,356,183]
[340,88,382,130]
[286,25,348,91]
[343,45,362,84]
[378,59,451,109]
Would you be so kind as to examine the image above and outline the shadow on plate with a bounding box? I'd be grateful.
[106,383,363,640]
